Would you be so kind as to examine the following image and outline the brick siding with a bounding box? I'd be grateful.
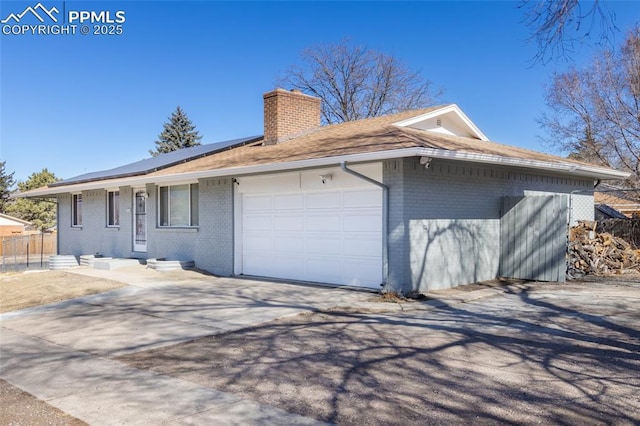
[384,157,593,293]
[263,89,321,145]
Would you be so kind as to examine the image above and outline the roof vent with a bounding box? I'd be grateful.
[436,118,442,126]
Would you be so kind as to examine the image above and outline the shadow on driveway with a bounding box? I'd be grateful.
[118,280,640,425]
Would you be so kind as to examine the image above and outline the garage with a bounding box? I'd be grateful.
[235,165,383,289]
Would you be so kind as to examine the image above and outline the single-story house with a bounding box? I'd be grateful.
[20,89,629,292]
[0,213,34,237]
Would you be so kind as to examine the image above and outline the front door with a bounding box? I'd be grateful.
[133,190,147,252]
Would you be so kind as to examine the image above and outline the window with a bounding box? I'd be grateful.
[107,190,120,227]
[72,194,82,227]
[158,183,199,227]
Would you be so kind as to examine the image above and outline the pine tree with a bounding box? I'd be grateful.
[149,106,203,157]
[0,161,16,213]
[6,168,59,231]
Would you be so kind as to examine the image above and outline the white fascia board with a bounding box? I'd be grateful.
[393,104,489,141]
[17,147,629,198]
[15,149,418,198]
[417,148,630,180]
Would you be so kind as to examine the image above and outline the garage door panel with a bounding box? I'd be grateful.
[343,236,381,257]
[273,235,305,252]
[306,192,341,209]
[343,259,381,286]
[306,234,342,255]
[241,186,382,289]
[274,194,304,210]
[343,212,380,232]
[243,195,273,211]
[306,258,343,283]
[343,189,381,208]
[307,214,341,232]
[243,253,273,276]
[243,233,272,251]
[272,255,306,278]
[243,215,272,231]
[274,215,304,231]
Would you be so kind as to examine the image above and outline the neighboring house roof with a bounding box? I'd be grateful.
[18,105,630,198]
[595,191,640,216]
[0,213,32,226]
[595,204,628,219]
[50,135,262,187]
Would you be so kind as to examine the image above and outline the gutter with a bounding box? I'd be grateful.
[415,148,630,180]
[340,162,388,288]
[16,147,630,198]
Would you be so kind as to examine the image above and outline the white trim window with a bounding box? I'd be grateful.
[72,193,83,227]
[107,190,120,227]
[158,183,199,227]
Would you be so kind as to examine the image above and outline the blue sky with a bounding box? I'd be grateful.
[1,1,639,182]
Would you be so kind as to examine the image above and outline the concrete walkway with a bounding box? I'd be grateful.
[0,265,428,425]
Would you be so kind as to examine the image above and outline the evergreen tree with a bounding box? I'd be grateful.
[0,161,16,213]
[149,106,203,157]
[6,168,59,231]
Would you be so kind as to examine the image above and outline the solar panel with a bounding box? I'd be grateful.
[51,136,261,187]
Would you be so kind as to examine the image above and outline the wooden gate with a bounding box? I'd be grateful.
[499,195,568,282]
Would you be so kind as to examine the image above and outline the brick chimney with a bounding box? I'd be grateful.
[263,88,321,145]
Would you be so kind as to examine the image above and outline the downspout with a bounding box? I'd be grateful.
[340,162,388,288]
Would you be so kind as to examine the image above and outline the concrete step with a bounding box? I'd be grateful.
[49,255,79,270]
[93,258,142,270]
[147,258,195,271]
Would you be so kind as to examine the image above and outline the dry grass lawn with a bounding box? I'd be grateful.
[0,270,127,313]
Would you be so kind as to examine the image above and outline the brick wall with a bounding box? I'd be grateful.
[57,187,132,258]
[384,157,594,293]
[263,89,321,145]
[195,178,234,275]
[57,179,235,276]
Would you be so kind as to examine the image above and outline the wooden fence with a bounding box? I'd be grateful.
[1,233,57,269]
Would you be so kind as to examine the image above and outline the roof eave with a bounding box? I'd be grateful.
[17,147,629,198]
[420,148,629,180]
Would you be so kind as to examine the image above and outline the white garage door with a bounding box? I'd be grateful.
[241,187,382,288]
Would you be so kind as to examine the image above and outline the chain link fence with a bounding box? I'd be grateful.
[1,233,57,272]
[570,187,640,224]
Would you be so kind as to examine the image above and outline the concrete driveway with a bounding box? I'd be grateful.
[1,267,639,425]
[1,267,381,357]
[0,266,382,425]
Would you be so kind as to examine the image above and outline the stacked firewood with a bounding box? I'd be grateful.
[568,221,640,278]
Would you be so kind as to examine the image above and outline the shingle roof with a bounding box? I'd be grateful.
[51,136,261,187]
[595,204,628,219]
[594,191,640,215]
[148,106,600,177]
[22,105,627,198]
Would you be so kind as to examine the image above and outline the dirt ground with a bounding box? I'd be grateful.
[0,270,127,313]
[0,379,87,426]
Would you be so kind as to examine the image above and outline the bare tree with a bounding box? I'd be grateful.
[278,40,442,124]
[540,26,640,188]
[520,0,618,64]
